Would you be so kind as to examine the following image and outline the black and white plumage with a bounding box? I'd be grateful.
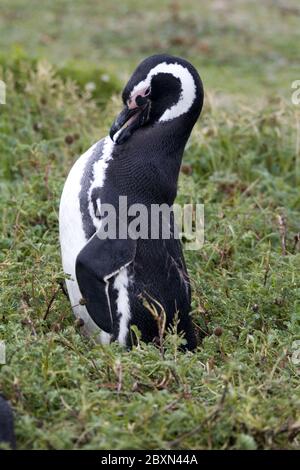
[59,54,204,350]
[0,396,15,449]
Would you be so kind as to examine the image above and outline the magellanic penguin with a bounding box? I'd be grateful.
[59,54,204,350]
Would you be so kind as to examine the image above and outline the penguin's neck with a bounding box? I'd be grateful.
[109,119,196,205]
[115,120,192,205]
[145,119,193,173]
[135,120,192,162]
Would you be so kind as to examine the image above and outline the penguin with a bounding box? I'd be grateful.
[59,54,204,350]
[0,395,15,449]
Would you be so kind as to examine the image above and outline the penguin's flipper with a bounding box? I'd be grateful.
[75,235,136,334]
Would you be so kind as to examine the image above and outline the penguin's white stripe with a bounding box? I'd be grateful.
[88,136,114,230]
[113,268,131,346]
[130,62,196,122]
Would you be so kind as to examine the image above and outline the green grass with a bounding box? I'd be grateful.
[0,0,300,450]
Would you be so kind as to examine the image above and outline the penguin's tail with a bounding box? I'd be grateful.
[0,395,16,449]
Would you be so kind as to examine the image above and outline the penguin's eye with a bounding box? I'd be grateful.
[144,87,151,96]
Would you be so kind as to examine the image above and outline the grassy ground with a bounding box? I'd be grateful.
[0,0,300,450]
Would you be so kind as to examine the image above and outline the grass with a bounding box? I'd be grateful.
[0,0,300,450]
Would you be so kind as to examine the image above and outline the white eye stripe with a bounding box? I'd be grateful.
[130,62,196,122]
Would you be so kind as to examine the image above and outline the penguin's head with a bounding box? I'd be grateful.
[110,54,204,145]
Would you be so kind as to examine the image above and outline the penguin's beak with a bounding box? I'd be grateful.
[110,97,150,145]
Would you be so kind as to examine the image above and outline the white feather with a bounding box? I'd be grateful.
[87,137,114,230]
[130,62,196,122]
[113,268,131,346]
